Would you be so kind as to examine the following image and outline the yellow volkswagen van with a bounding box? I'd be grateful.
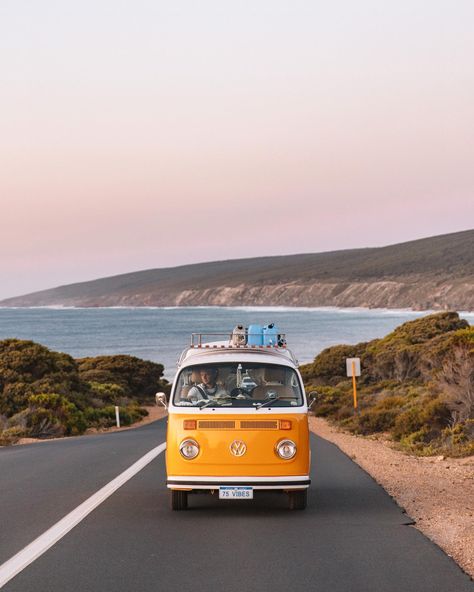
[158,327,311,511]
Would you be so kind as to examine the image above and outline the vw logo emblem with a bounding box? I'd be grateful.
[230,440,247,457]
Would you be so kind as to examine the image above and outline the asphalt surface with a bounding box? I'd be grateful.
[1,419,472,592]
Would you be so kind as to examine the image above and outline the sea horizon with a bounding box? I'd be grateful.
[1,306,472,380]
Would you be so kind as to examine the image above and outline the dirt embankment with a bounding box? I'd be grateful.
[310,417,474,579]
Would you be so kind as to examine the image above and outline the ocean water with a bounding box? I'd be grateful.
[0,307,472,380]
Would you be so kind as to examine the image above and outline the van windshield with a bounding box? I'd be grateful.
[173,363,304,408]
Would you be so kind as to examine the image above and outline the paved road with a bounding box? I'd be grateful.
[1,419,472,592]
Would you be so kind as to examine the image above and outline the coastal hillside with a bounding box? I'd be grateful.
[301,312,474,456]
[2,229,473,310]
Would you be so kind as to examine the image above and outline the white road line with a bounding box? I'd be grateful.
[0,442,166,589]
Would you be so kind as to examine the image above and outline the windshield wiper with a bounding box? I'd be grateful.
[199,399,220,410]
[256,396,281,409]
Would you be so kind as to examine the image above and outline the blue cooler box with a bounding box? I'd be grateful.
[247,324,264,346]
[263,323,279,346]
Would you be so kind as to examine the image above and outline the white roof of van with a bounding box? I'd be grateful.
[178,341,299,369]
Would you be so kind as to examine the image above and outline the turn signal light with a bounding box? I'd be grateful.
[279,420,292,430]
[183,420,197,430]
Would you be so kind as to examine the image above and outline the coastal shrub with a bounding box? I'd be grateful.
[334,405,354,420]
[0,339,165,444]
[77,355,169,400]
[0,339,86,416]
[83,406,116,428]
[439,420,474,456]
[0,426,26,446]
[7,408,29,430]
[87,381,127,403]
[300,343,368,385]
[391,398,451,441]
[341,394,407,435]
[84,404,148,428]
[27,393,87,437]
[364,312,468,382]
[1,382,34,416]
[358,380,400,396]
[398,428,433,454]
[304,312,473,456]
[399,420,474,456]
[425,328,474,422]
[366,344,423,382]
[308,385,350,417]
[0,339,77,381]
[372,395,406,410]
[373,312,468,347]
[358,409,398,434]
[119,405,148,425]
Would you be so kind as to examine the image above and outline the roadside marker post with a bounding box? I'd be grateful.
[346,358,361,414]
[115,405,120,428]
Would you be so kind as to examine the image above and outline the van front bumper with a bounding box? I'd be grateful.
[167,475,310,490]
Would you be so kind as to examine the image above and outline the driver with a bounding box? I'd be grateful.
[188,367,228,404]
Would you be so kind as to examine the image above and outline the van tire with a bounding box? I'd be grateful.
[171,490,188,511]
[288,490,307,510]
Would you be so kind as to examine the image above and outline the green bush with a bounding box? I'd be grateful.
[87,382,127,403]
[0,339,86,416]
[301,343,367,385]
[373,395,406,411]
[0,339,165,444]
[423,420,474,456]
[308,385,350,417]
[357,410,398,434]
[392,398,451,441]
[27,393,87,437]
[84,404,148,429]
[365,312,469,382]
[304,312,473,456]
[0,425,27,446]
[77,355,169,400]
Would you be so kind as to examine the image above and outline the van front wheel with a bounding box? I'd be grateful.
[171,490,188,511]
[288,489,307,510]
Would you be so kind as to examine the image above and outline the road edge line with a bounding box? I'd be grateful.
[0,442,166,589]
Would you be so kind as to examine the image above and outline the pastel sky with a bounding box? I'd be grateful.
[1,1,473,299]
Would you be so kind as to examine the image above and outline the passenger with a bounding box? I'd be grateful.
[188,367,228,403]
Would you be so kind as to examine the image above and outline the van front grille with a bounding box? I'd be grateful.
[198,421,236,429]
[239,421,278,430]
[197,420,280,430]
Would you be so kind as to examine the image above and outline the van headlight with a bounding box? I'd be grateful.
[276,439,297,459]
[179,439,200,459]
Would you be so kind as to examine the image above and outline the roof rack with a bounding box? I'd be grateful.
[190,332,287,348]
[177,333,297,367]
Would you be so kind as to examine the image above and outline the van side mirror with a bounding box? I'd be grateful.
[307,391,319,410]
[156,392,168,409]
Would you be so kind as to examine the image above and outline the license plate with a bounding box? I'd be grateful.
[219,486,253,499]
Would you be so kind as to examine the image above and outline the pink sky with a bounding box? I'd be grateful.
[1,1,473,298]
